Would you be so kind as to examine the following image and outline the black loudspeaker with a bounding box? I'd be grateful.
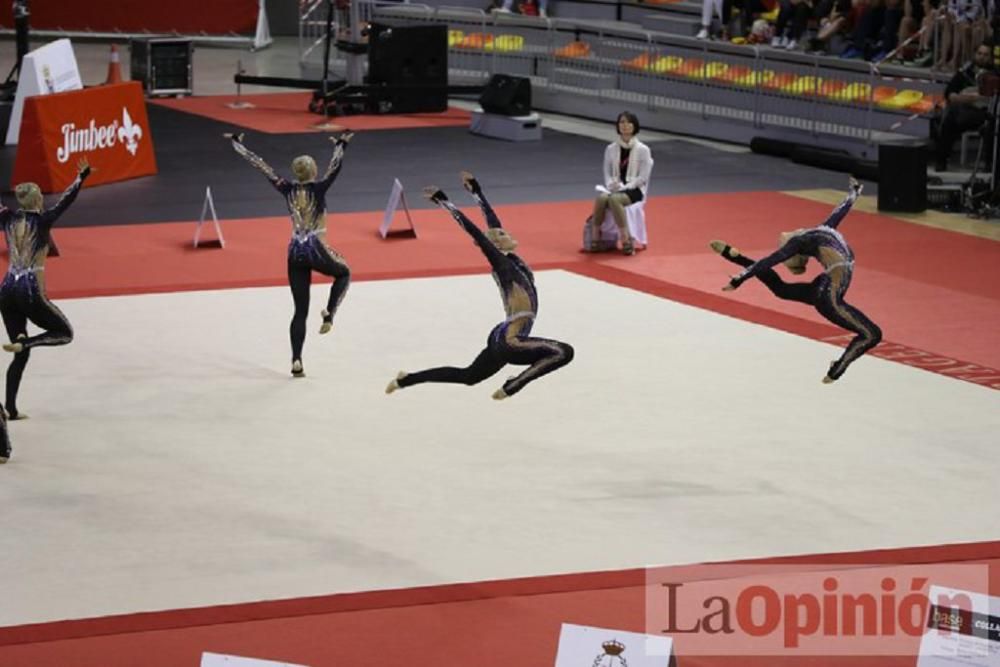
[878,141,927,213]
[367,23,448,113]
[791,146,855,172]
[129,38,193,96]
[0,101,12,143]
[479,74,532,116]
[749,136,798,158]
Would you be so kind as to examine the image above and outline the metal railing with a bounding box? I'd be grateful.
[300,0,948,147]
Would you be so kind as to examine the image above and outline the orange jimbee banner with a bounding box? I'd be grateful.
[12,81,157,192]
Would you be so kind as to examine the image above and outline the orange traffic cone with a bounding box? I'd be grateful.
[105,44,123,85]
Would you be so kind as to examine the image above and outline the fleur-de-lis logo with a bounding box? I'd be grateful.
[118,107,143,156]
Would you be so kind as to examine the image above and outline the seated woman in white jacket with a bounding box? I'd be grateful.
[588,111,653,256]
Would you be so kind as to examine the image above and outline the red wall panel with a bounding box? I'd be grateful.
[0,1,258,34]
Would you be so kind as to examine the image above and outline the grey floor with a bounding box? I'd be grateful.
[1,37,865,225]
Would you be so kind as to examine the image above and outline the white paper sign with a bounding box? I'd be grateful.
[381,178,403,237]
[193,186,226,248]
[201,652,309,667]
[5,38,84,145]
[379,178,416,239]
[918,586,1000,666]
[554,623,673,667]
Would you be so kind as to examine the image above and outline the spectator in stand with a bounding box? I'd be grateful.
[840,0,885,58]
[897,0,927,61]
[901,0,943,65]
[875,0,906,58]
[728,0,772,37]
[937,0,985,69]
[809,0,856,53]
[698,0,728,39]
[931,41,995,170]
[772,0,814,49]
[495,0,549,17]
[840,0,905,59]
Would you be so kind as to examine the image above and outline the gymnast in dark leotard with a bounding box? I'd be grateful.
[228,132,353,377]
[386,173,574,400]
[0,159,90,423]
[713,177,882,383]
[0,409,9,464]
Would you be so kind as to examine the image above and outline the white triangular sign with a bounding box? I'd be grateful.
[201,652,308,667]
[379,178,417,239]
[252,0,273,51]
[194,186,225,248]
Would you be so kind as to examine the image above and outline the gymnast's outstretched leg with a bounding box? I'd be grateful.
[311,243,351,335]
[1,295,72,419]
[387,345,506,393]
[2,296,73,352]
[710,240,816,305]
[1,302,29,420]
[495,335,575,400]
[287,260,312,377]
[815,281,882,383]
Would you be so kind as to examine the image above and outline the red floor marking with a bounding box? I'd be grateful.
[570,262,1000,391]
[150,93,472,133]
[32,192,1000,384]
[1,542,997,667]
[824,336,1000,390]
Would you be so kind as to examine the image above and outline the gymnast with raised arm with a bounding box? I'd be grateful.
[227,131,353,377]
[0,159,90,423]
[386,173,574,400]
[712,177,882,383]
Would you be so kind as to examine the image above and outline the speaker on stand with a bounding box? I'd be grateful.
[479,74,532,116]
[366,23,448,113]
[878,140,928,213]
[471,74,540,141]
[130,38,193,97]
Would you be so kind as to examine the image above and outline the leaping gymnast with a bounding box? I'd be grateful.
[386,173,574,400]
[712,177,882,383]
[0,159,91,426]
[227,131,353,377]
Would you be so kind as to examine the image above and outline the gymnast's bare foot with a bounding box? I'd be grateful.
[319,310,333,335]
[709,240,741,259]
[291,359,305,378]
[385,371,407,394]
[822,361,838,384]
[2,334,25,354]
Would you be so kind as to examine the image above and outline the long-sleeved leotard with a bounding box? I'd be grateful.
[0,407,9,463]
[0,169,89,418]
[399,184,573,396]
[231,137,351,363]
[725,187,881,380]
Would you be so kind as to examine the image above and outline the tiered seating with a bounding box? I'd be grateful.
[554,41,592,58]
[619,52,937,112]
[453,32,527,52]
